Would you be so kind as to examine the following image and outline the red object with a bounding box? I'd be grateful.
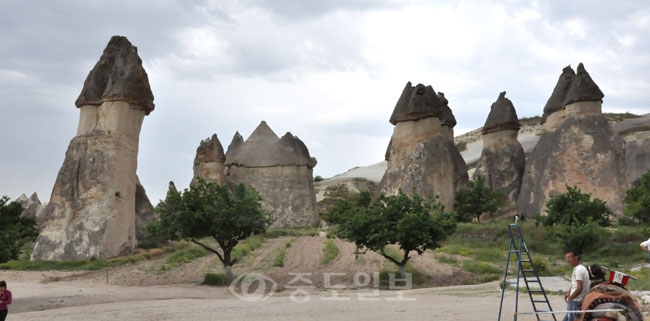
[607,271,629,286]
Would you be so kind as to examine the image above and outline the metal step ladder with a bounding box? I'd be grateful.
[498,223,556,321]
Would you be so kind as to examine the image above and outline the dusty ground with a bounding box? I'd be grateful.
[2,270,568,321]
[0,236,644,320]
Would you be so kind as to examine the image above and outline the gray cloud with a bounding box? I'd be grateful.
[1,0,649,204]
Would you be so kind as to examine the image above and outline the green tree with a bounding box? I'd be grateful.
[453,175,505,223]
[0,196,39,263]
[623,170,650,224]
[335,190,456,278]
[147,180,273,282]
[536,185,611,254]
[322,189,372,225]
[539,185,611,227]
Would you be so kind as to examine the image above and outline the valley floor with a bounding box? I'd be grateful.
[0,270,568,321]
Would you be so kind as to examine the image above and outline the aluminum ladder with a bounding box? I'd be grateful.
[498,223,556,321]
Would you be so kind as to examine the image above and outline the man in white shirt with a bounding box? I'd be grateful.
[563,250,590,321]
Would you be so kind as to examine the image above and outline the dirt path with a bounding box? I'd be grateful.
[1,271,567,321]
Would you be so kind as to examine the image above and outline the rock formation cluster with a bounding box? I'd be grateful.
[27,38,650,262]
[191,121,319,228]
[31,36,156,260]
[379,63,650,220]
[518,63,629,217]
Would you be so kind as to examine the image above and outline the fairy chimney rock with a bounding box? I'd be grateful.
[541,65,575,129]
[224,121,319,228]
[473,92,525,218]
[378,82,467,210]
[563,63,604,117]
[191,134,226,185]
[518,64,625,218]
[31,35,155,260]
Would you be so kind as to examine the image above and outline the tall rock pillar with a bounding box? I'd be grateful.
[473,92,525,218]
[31,36,155,260]
[377,82,468,210]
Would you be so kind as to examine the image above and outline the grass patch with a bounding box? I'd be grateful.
[272,247,287,267]
[435,254,458,265]
[263,227,319,238]
[159,245,208,272]
[232,235,266,262]
[320,239,339,265]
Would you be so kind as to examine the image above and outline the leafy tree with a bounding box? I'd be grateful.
[539,185,611,227]
[322,189,372,225]
[334,190,456,278]
[623,170,650,224]
[147,180,273,282]
[453,175,505,223]
[536,186,611,254]
[0,196,39,263]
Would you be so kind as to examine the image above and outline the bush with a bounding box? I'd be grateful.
[202,273,229,286]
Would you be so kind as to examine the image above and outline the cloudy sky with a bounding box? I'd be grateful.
[1,0,649,204]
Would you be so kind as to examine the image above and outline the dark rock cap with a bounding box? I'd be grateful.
[482,91,520,134]
[542,65,575,123]
[389,82,444,125]
[564,63,604,106]
[438,92,457,128]
[75,35,155,114]
[225,121,317,168]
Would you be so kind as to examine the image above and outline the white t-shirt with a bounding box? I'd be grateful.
[641,238,650,248]
[570,264,590,301]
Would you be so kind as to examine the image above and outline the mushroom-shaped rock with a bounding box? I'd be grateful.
[75,35,154,114]
[564,63,604,105]
[389,82,444,125]
[482,91,521,134]
[31,35,155,260]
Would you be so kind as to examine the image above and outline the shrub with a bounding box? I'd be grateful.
[202,273,229,286]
